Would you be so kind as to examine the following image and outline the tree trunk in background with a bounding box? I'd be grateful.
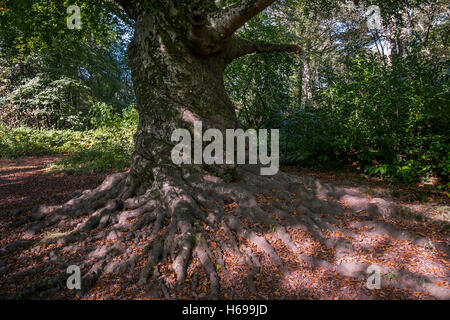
[302,58,313,105]
[297,60,304,106]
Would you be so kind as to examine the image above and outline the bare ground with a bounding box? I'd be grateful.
[0,157,449,300]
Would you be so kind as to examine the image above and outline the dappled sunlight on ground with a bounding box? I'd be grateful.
[0,159,448,300]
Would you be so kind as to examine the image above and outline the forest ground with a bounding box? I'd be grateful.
[0,157,448,300]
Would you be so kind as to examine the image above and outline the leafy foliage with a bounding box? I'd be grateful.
[225,0,449,186]
[0,106,138,173]
[0,0,134,129]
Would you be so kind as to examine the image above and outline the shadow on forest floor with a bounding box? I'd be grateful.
[0,158,449,300]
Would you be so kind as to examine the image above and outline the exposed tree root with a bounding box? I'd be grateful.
[1,165,449,300]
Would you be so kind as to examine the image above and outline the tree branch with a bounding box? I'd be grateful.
[112,0,140,19]
[226,36,300,63]
[187,8,223,55]
[212,0,277,38]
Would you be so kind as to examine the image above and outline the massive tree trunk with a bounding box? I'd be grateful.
[124,0,299,193]
[126,1,236,192]
[5,0,448,300]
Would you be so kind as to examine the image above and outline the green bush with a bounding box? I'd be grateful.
[0,125,94,157]
[276,53,449,186]
[0,106,138,173]
[48,142,131,174]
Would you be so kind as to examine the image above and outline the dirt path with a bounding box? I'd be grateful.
[0,157,110,214]
[0,158,448,300]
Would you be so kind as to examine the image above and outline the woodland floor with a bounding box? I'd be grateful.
[0,157,449,300]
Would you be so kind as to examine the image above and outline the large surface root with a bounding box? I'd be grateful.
[1,165,449,300]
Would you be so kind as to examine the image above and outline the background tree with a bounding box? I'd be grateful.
[0,0,134,128]
[225,0,449,184]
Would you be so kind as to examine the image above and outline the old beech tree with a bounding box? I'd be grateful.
[27,0,346,297]
[23,0,311,297]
